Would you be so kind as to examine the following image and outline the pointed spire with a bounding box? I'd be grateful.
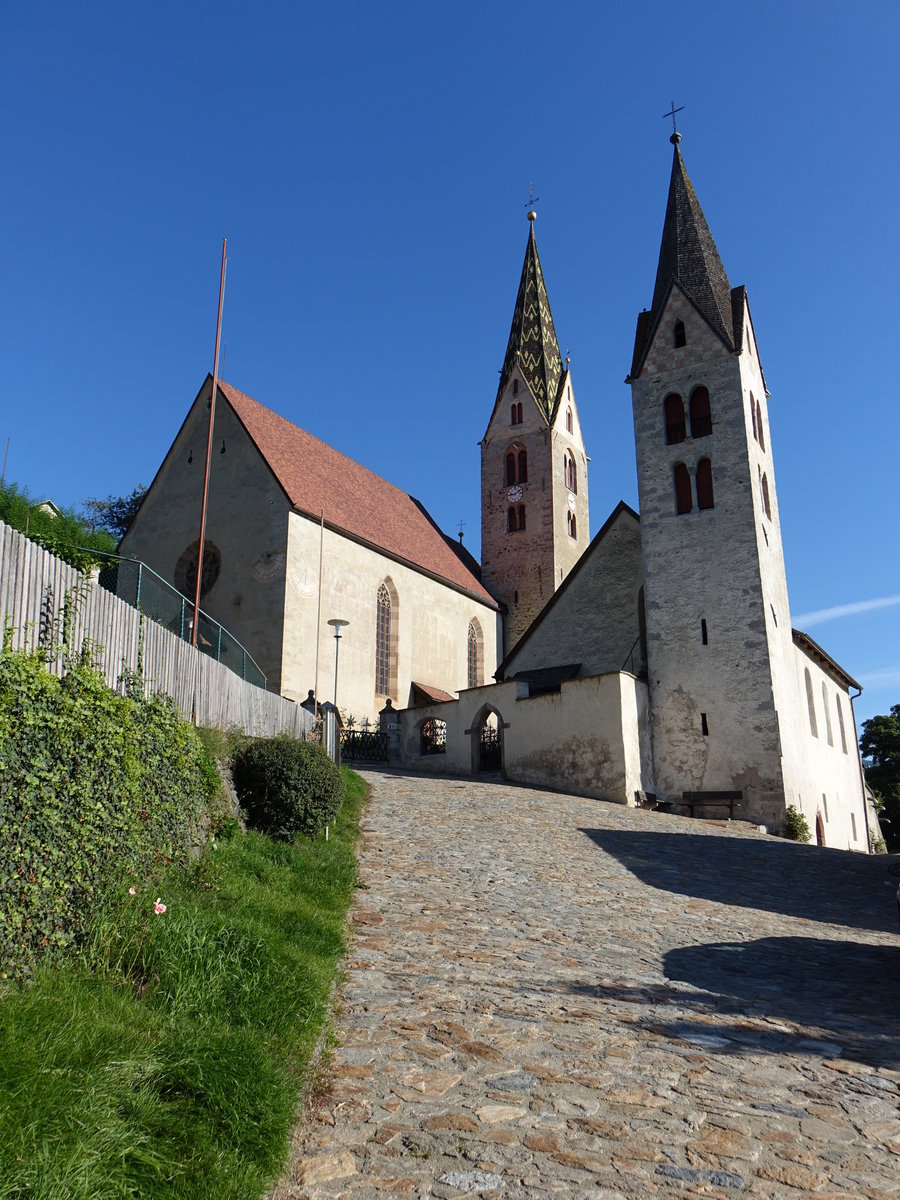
[496,214,564,422]
[650,137,735,349]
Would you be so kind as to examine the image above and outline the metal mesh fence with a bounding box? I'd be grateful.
[93,554,266,688]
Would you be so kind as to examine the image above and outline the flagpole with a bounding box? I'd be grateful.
[192,238,227,647]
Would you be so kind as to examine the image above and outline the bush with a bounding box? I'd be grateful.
[232,735,344,841]
[0,479,116,571]
[0,648,221,978]
[781,804,812,843]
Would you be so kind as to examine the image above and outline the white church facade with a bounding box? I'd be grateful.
[121,132,874,850]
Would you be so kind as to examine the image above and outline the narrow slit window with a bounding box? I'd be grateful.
[750,392,758,442]
[761,472,771,520]
[674,319,686,348]
[566,407,573,433]
[664,393,686,445]
[701,712,709,736]
[701,618,708,645]
[513,379,519,395]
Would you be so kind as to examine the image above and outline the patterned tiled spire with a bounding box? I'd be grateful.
[650,138,735,349]
[496,217,564,423]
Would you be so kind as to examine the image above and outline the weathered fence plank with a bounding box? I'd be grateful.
[0,521,310,740]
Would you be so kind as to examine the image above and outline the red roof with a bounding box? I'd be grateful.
[219,380,497,607]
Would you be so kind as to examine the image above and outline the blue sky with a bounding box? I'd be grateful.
[1,1,897,728]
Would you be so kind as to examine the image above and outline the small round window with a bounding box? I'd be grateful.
[174,539,221,600]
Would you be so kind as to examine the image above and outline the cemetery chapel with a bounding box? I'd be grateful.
[120,133,871,849]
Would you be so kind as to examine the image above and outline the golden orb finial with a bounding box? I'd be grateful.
[527,209,537,222]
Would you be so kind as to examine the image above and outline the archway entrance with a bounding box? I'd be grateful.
[815,813,826,846]
[470,704,504,774]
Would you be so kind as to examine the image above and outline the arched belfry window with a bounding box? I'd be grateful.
[564,451,577,493]
[674,463,692,514]
[673,319,686,348]
[517,504,526,530]
[467,619,483,688]
[696,458,714,510]
[506,451,516,485]
[567,510,577,539]
[375,580,398,699]
[505,443,525,485]
[805,668,818,737]
[689,387,712,438]
[506,506,516,533]
[518,448,528,483]
[761,472,771,520]
[664,393,686,444]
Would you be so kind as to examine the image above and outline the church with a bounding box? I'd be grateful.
[120,132,873,851]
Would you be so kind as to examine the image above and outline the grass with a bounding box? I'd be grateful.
[0,767,366,1200]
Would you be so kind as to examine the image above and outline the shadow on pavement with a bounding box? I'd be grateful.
[579,826,898,934]
[568,935,900,1068]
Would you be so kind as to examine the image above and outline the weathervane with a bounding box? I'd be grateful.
[662,100,684,144]
[525,182,540,222]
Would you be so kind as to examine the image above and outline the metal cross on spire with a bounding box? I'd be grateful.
[525,182,540,221]
[662,101,685,139]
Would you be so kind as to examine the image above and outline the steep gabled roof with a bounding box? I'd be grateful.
[217,379,498,608]
[494,219,564,424]
[793,629,861,692]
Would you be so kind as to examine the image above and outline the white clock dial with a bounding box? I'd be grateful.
[507,485,523,502]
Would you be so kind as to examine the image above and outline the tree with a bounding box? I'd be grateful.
[81,484,147,540]
[859,704,900,851]
[0,479,116,571]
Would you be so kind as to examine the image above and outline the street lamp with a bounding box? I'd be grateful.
[327,618,349,711]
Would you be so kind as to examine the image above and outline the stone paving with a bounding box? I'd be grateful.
[274,770,900,1199]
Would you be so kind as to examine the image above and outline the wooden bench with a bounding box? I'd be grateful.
[681,790,742,818]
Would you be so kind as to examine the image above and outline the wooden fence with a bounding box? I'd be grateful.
[0,521,312,739]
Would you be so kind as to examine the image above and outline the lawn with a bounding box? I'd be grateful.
[0,768,366,1200]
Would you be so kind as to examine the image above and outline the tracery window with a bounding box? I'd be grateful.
[674,463,692,514]
[696,458,714,510]
[689,387,712,438]
[467,619,483,688]
[375,581,394,697]
[664,393,686,445]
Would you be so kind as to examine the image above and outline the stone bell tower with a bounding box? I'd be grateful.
[480,209,588,655]
[627,130,796,826]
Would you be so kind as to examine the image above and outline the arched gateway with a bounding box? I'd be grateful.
[469,703,505,774]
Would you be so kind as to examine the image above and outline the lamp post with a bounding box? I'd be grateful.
[327,618,349,711]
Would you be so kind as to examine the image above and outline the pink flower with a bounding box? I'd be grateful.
[153,898,167,915]
[128,886,136,896]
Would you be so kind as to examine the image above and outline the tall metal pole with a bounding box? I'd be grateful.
[192,238,227,647]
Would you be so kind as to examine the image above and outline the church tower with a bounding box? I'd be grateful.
[628,132,797,826]
[481,210,588,655]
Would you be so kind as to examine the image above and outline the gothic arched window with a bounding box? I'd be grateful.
[696,458,715,510]
[835,695,848,753]
[664,393,686,445]
[689,387,712,438]
[566,407,573,433]
[507,506,516,533]
[518,448,528,483]
[750,392,758,442]
[805,669,818,737]
[564,452,577,493]
[756,399,765,451]
[467,619,483,688]
[375,582,392,697]
[674,319,686,348]
[567,510,577,539]
[822,681,834,746]
[674,463,692,514]
[761,472,771,520]
[517,504,526,530]
[506,452,516,485]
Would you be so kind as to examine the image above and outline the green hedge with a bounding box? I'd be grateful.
[232,735,344,840]
[0,649,220,979]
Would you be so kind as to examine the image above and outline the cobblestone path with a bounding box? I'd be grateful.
[276,771,900,1199]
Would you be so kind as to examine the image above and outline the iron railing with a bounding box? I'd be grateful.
[87,551,266,689]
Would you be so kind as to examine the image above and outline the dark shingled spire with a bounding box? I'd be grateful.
[496,220,564,423]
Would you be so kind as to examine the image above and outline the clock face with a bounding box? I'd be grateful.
[507,485,523,502]
[567,492,577,511]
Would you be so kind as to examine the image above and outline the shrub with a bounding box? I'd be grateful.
[232,735,344,841]
[0,648,220,978]
[781,804,811,843]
